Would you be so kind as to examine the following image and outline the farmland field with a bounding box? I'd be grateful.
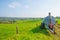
[0,18,60,40]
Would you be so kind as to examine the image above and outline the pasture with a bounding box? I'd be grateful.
[0,18,60,40]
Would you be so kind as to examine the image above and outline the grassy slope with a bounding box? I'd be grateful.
[0,19,60,40]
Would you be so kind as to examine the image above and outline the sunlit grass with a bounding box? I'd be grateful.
[0,19,60,40]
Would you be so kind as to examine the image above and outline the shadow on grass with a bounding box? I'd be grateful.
[30,26,51,36]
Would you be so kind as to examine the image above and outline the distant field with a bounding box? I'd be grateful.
[0,18,60,40]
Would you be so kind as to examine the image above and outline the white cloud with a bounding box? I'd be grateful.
[8,2,21,8]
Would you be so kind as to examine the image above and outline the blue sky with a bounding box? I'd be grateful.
[0,0,60,18]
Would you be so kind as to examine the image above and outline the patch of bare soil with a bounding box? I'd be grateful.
[53,25,60,40]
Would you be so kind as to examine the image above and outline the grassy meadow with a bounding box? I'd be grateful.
[0,18,60,40]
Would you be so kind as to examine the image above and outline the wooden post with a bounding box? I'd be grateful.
[16,26,18,34]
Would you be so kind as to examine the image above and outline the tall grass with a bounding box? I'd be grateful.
[0,19,60,40]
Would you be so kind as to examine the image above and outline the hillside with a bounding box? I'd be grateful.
[0,18,60,40]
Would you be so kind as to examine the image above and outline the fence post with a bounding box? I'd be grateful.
[16,26,18,34]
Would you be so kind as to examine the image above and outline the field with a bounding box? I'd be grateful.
[0,18,60,40]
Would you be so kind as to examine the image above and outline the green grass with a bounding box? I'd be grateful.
[0,19,60,40]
